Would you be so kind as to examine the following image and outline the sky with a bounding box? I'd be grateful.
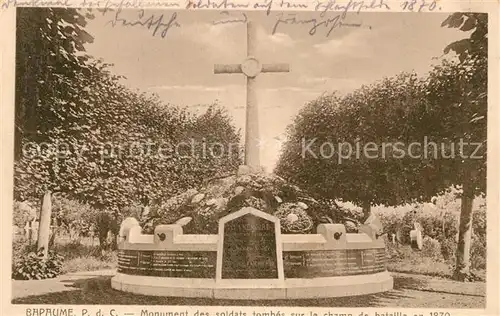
[82,9,467,171]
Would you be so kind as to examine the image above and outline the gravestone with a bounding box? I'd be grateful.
[25,220,38,244]
[221,213,278,279]
[38,191,52,258]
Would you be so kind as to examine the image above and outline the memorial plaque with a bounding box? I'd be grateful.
[283,249,385,278]
[222,213,278,279]
[117,250,140,273]
[283,250,347,278]
[117,250,216,278]
[152,251,216,278]
[137,251,154,275]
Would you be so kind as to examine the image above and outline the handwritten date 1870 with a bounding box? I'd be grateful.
[401,0,439,12]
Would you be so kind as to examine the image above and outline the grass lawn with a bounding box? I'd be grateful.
[385,247,486,281]
[387,258,452,278]
[11,273,485,308]
[54,243,118,274]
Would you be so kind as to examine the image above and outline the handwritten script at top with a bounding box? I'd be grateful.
[98,0,392,38]
[2,0,441,38]
[185,0,390,15]
[191,0,393,36]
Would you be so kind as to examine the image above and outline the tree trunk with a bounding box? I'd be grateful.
[362,200,371,221]
[37,191,52,258]
[49,221,58,248]
[98,232,108,250]
[96,212,113,250]
[97,217,109,250]
[454,179,474,281]
[111,234,118,250]
[49,228,56,248]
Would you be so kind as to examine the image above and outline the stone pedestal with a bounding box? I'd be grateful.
[112,207,393,299]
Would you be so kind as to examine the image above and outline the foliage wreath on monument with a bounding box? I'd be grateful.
[140,171,351,235]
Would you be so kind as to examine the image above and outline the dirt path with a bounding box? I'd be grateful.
[11,271,485,308]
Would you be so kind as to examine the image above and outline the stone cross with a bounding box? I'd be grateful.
[214,21,290,168]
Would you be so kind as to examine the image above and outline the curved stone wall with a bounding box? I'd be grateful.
[113,208,393,299]
[117,248,386,278]
[116,208,387,280]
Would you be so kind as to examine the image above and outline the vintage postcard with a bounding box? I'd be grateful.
[1,1,499,316]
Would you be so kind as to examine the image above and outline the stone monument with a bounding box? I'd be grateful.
[112,207,393,299]
[111,21,393,299]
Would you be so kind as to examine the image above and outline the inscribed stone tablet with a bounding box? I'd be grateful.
[222,213,278,279]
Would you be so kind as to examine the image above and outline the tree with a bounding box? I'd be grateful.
[442,13,487,63]
[15,8,95,161]
[14,8,243,250]
[437,13,487,280]
[276,13,487,281]
[14,8,95,256]
[16,64,242,249]
[185,104,242,184]
[275,73,436,216]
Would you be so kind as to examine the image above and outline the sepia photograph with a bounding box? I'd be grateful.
[6,3,493,311]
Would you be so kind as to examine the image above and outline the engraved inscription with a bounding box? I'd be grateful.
[222,213,278,279]
[118,250,216,278]
[283,249,386,278]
